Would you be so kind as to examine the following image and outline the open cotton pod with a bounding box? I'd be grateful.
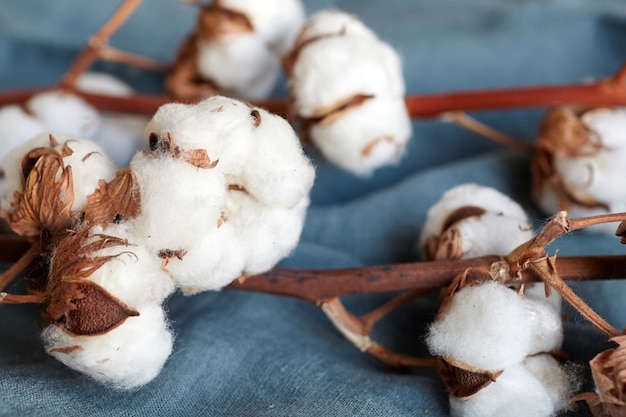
[533,106,626,234]
[39,225,175,389]
[0,133,117,238]
[284,10,411,176]
[419,183,533,261]
[166,0,304,100]
[427,281,572,417]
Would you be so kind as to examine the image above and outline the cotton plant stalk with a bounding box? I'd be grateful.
[533,106,626,234]
[166,0,305,101]
[420,184,576,417]
[283,10,412,176]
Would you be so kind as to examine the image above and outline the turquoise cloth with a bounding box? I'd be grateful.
[1,1,626,415]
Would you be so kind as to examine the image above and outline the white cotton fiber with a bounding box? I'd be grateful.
[129,151,226,252]
[26,91,101,138]
[137,95,314,291]
[225,191,309,275]
[43,304,173,390]
[218,0,305,55]
[294,10,378,44]
[523,354,578,412]
[448,363,558,417]
[78,223,176,307]
[0,105,45,172]
[428,282,541,371]
[165,221,245,294]
[94,114,150,167]
[291,34,404,118]
[196,34,279,100]
[309,95,411,176]
[75,72,135,97]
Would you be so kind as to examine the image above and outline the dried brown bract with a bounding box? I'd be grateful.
[532,106,608,212]
[586,335,626,417]
[4,145,78,238]
[85,168,141,225]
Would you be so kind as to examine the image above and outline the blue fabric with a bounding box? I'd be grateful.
[1,1,626,415]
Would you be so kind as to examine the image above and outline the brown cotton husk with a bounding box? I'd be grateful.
[84,168,141,225]
[589,335,626,417]
[436,356,503,399]
[147,132,219,169]
[5,145,78,238]
[532,106,608,212]
[43,227,137,336]
[423,205,486,262]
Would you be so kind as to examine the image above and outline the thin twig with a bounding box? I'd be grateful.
[0,240,38,292]
[360,289,431,332]
[0,292,43,305]
[58,0,144,89]
[98,46,170,72]
[441,111,535,152]
[529,256,620,338]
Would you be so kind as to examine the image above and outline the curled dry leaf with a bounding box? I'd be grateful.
[5,146,77,238]
[147,132,218,169]
[532,106,608,211]
[84,168,141,225]
[588,335,626,417]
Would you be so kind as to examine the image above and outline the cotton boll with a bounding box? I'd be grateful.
[427,282,540,371]
[42,304,173,390]
[309,95,411,176]
[0,105,45,171]
[196,34,280,100]
[79,223,176,307]
[448,363,557,417]
[420,183,531,249]
[166,221,246,294]
[129,152,226,252]
[295,10,378,45]
[1,134,117,214]
[241,106,315,208]
[225,190,309,275]
[291,35,404,118]
[26,91,101,138]
[219,0,305,54]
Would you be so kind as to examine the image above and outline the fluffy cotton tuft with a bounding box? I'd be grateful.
[43,305,173,390]
[286,10,411,175]
[427,282,562,371]
[135,95,315,292]
[0,106,45,172]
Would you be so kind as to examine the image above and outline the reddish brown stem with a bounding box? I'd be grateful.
[58,0,144,89]
[0,292,43,304]
[0,240,38,292]
[360,289,432,332]
[2,63,626,119]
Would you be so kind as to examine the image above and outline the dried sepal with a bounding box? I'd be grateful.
[84,168,141,225]
[532,106,609,211]
[147,132,218,169]
[6,147,78,237]
[589,335,626,417]
[436,356,503,399]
